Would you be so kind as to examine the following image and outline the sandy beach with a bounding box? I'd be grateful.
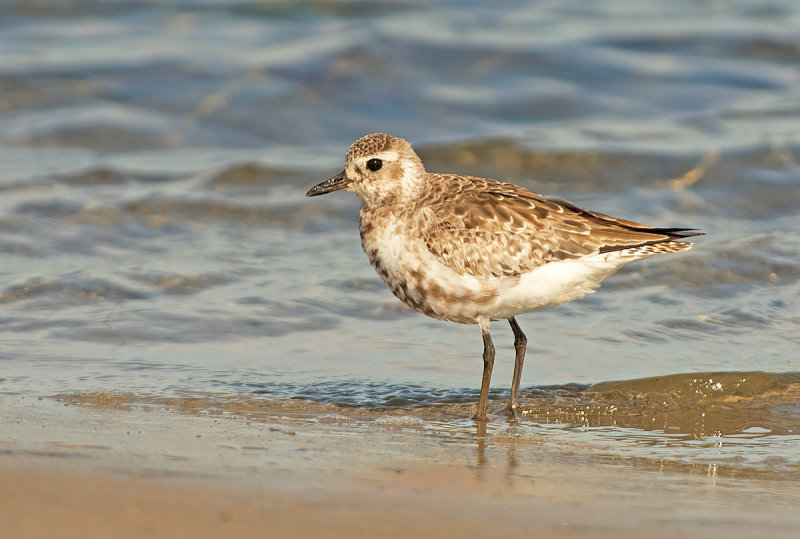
[3,395,800,539]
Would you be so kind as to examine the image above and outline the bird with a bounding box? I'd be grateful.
[306,133,701,421]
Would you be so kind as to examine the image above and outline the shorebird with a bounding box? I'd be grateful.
[307,133,701,421]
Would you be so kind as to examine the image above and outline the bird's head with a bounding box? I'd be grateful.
[306,133,426,206]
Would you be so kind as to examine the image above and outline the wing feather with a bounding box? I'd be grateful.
[420,174,701,278]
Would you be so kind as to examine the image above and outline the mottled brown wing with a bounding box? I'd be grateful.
[420,175,696,278]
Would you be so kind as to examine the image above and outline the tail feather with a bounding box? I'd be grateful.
[614,240,693,258]
[545,195,703,252]
[598,229,703,255]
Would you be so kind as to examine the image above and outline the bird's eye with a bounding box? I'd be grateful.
[366,158,383,172]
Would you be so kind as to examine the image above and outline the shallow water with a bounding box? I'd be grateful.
[1,0,800,479]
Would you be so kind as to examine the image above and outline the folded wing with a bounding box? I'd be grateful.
[421,175,701,278]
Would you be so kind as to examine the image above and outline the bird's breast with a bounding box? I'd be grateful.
[358,210,498,324]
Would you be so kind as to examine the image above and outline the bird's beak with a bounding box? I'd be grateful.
[306,170,350,197]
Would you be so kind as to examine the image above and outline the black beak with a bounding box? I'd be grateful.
[306,170,350,197]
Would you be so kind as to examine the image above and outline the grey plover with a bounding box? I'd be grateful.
[307,133,701,421]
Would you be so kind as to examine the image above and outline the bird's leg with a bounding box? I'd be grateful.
[507,316,527,418]
[474,323,495,422]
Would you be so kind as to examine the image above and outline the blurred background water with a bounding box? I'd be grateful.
[1,0,799,470]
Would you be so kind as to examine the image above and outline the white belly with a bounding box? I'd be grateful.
[486,254,636,321]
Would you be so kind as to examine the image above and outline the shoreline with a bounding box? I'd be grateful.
[3,395,800,538]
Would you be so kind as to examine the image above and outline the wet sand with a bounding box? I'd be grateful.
[0,464,651,539]
[3,396,800,539]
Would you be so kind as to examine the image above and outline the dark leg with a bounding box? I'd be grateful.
[507,317,527,418]
[474,323,495,422]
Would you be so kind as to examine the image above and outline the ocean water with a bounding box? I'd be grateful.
[1,0,799,474]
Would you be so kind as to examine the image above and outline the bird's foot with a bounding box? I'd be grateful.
[502,402,520,423]
[472,403,520,423]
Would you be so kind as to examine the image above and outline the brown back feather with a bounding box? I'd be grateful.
[419,174,701,278]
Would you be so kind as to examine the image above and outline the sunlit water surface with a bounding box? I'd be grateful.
[1,0,799,477]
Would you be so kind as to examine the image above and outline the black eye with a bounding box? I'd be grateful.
[366,158,383,171]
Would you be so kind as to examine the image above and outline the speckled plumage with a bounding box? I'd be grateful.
[307,133,701,421]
